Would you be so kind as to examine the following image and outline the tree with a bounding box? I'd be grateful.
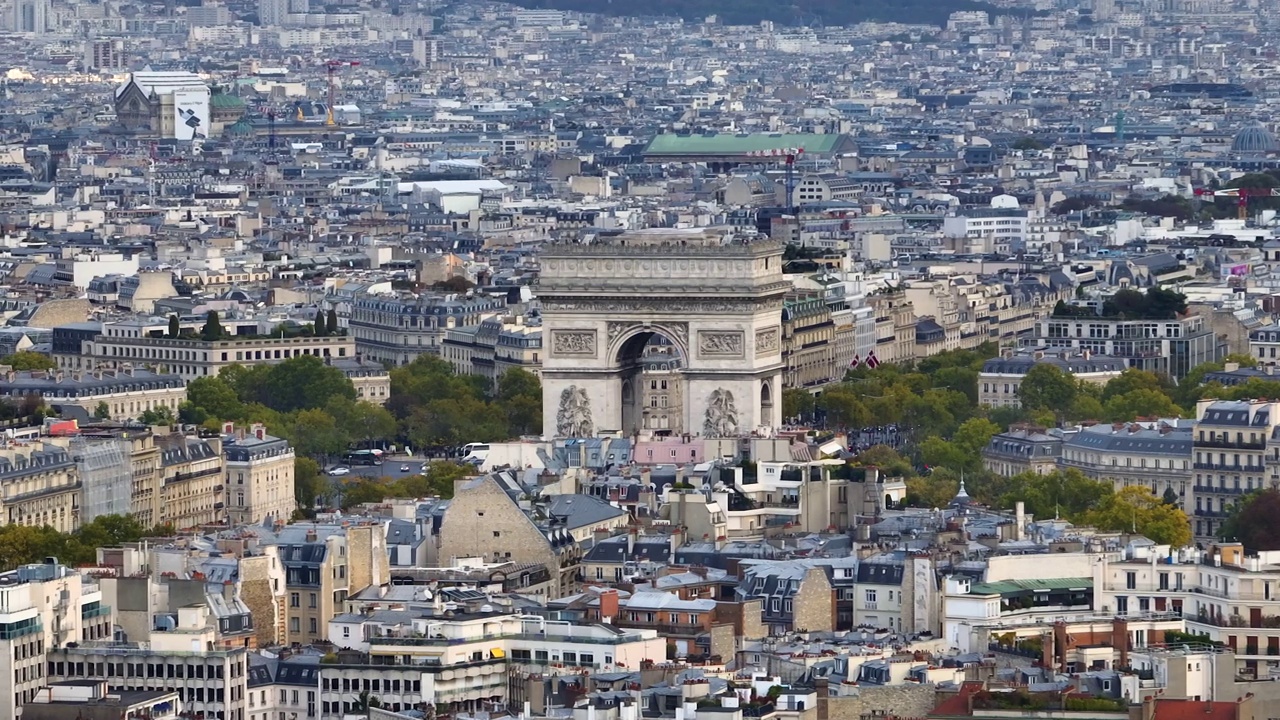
[313,309,327,336]
[295,457,323,513]
[139,405,175,425]
[1081,486,1192,547]
[999,469,1110,520]
[185,377,244,421]
[1162,487,1180,506]
[247,355,356,413]
[1017,364,1077,419]
[1101,369,1168,402]
[905,468,959,509]
[92,401,111,420]
[782,389,816,420]
[286,408,350,459]
[327,308,339,335]
[1219,489,1280,550]
[817,387,870,428]
[496,369,542,437]
[327,398,397,448]
[1067,394,1105,422]
[1104,389,1183,422]
[0,351,55,371]
[168,314,181,338]
[201,311,224,341]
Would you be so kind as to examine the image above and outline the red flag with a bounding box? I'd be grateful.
[850,354,861,368]
[866,350,881,369]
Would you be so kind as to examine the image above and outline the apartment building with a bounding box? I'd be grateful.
[349,292,506,366]
[439,474,582,598]
[157,432,225,529]
[269,522,390,647]
[0,441,81,531]
[45,608,250,720]
[1059,421,1193,513]
[982,426,1064,476]
[324,610,664,717]
[1191,400,1280,543]
[979,349,1126,407]
[869,289,916,365]
[63,319,356,381]
[442,315,543,389]
[223,425,295,526]
[1095,543,1280,680]
[331,356,392,405]
[1035,312,1221,380]
[77,425,162,528]
[942,207,1030,254]
[782,291,839,389]
[0,367,186,421]
[0,560,113,720]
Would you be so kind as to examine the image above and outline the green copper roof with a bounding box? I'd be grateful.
[644,132,851,156]
[211,93,246,109]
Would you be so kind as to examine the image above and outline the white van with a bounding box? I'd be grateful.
[459,443,490,464]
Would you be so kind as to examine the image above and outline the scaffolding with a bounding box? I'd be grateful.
[74,436,133,522]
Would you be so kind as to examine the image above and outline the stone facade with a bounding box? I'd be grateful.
[792,566,835,633]
[537,229,787,436]
[439,475,576,598]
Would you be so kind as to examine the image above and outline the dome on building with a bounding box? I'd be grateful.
[1232,123,1280,154]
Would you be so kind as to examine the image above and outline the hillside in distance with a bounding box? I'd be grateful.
[505,0,1003,28]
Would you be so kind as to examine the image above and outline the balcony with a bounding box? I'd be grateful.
[1196,439,1266,451]
[1193,485,1247,495]
[1193,462,1265,473]
[1194,509,1228,518]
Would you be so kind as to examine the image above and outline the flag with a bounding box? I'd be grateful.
[850,353,861,368]
[866,350,881,369]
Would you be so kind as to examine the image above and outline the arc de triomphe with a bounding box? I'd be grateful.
[537,228,787,438]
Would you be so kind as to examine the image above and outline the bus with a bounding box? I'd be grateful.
[342,450,384,466]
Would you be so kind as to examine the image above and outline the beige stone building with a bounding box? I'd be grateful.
[332,356,391,405]
[782,291,839,389]
[442,314,543,390]
[157,432,225,530]
[60,319,357,382]
[0,440,82,531]
[222,424,295,526]
[869,290,916,365]
[77,425,163,527]
[270,522,389,646]
[439,474,582,598]
[0,366,186,422]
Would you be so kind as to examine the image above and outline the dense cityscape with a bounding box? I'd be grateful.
[3,0,1280,718]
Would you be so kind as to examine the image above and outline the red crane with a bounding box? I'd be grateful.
[1194,186,1280,220]
[324,60,360,126]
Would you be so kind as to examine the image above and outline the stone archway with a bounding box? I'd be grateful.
[538,228,787,438]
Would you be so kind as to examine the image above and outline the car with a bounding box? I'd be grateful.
[400,464,410,472]
[327,467,350,476]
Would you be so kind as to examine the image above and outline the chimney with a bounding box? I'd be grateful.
[593,527,611,546]
[252,423,266,440]
[599,588,619,621]
[1015,501,1026,541]
[222,421,235,435]
[627,526,637,555]
[670,526,685,554]
[305,527,318,543]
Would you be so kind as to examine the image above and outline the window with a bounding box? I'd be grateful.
[1126,572,1136,590]
[290,592,299,608]
[865,589,877,603]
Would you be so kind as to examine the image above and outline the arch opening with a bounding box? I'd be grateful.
[616,331,685,436]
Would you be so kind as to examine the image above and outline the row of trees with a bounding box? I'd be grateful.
[388,356,542,449]
[0,515,172,572]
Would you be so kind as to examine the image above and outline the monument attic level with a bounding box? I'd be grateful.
[537,228,787,438]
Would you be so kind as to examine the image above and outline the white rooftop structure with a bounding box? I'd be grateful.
[115,70,207,98]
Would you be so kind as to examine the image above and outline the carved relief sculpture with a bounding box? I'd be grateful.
[556,386,594,438]
[698,331,744,356]
[702,388,740,438]
[551,330,596,356]
[755,327,781,355]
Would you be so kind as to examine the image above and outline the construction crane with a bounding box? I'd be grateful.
[324,60,360,126]
[1194,186,1280,221]
[747,147,805,212]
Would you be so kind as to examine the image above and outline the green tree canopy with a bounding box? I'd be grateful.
[1018,364,1077,417]
[1103,389,1183,422]
[1219,489,1280,550]
[0,351,55,371]
[1081,486,1192,547]
[782,388,816,420]
[201,310,224,341]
